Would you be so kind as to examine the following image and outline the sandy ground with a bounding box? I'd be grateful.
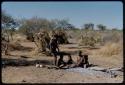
[2,39,123,83]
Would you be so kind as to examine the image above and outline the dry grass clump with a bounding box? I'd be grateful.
[94,42,123,56]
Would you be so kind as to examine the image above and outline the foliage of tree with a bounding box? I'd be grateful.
[81,23,94,30]
[18,17,50,34]
[2,10,19,41]
[51,19,76,30]
[97,24,106,31]
[18,18,75,35]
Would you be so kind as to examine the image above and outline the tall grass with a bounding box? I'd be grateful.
[94,42,123,56]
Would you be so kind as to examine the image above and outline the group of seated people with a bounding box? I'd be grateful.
[49,35,89,68]
[56,51,89,69]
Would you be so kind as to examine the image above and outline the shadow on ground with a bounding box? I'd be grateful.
[2,58,52,67]
[8,44,33,51]
[61,50,78,55]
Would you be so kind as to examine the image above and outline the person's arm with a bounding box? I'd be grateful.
[77,57,83,66]
[49,40,53,53]
[56,41,60,52]
[57,45,60,52]
[77,57,80,63]
[76,57,80,66]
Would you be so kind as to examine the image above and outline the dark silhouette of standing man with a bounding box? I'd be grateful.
[50,35,59,66]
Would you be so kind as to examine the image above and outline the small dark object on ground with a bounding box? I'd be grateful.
[22,80,26,82]
[20,55,29,58]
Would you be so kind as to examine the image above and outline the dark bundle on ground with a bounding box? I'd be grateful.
[53,29,69,44]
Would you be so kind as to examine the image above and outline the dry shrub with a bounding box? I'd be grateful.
[56,30,69,44]
[26,33,34,42]
[95,42,123,56]
[66,30,82,40]
[101,31,122,44]
[33,30,51,53]
[79,30,122,47]
[51,29,69,44]
[42,30,51,44]
[79,31,101,47]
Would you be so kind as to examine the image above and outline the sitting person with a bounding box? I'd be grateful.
[84,54,89,68]
[57,51,90,69]
[57,52,74,68]
[76,51,89,68]
[76,51,84,67]
[66,54,74,65]
[65,54,77,68]
[57,54,66,68]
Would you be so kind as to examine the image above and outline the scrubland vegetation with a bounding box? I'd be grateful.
[1,10,123,83]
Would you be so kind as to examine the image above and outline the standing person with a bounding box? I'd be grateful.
[49,35,60,66]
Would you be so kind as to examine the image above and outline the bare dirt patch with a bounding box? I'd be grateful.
[2,39,123,83]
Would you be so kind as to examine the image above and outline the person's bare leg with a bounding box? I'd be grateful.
[84,64,87,68]
[70,64,77,68]
[53,55,57,66]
